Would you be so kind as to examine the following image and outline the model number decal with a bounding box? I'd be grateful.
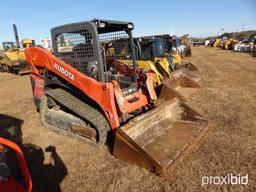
[54,63,75,81]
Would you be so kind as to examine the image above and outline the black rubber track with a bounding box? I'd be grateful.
[40,88,111,147]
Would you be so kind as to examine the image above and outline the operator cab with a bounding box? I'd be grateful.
[136,36,168,60]
[133,38,153,61]
[2,42,16,50]
[51,19,137,92]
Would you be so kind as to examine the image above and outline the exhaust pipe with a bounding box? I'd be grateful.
[13,24,20,48]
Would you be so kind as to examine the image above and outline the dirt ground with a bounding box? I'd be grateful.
[0,47,255,192]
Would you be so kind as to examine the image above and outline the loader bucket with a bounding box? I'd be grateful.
[113,97,208,177]
[173,62,200,82]
[175,61,199,71]
[163,75,201,101]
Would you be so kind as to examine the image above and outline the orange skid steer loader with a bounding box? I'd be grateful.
[25,19,208,177]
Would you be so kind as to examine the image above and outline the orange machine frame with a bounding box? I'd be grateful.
[0,137,32,192]
[25,47,150,129]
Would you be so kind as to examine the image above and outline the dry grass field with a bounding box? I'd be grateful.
[0,47,255,192]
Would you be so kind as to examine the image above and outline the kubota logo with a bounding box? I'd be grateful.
[54,63,75,81]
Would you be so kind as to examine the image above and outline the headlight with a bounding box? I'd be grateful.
[127,23,133,29]
[99,22,105,28]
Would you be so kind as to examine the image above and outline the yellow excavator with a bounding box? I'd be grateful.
[0,25,35,74]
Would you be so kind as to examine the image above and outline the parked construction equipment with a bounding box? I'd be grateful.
[0,44,29,74]
[133,37,201,99]
[252,40,256,57]
[0,25,34,74]
[169,35,187,57]
[22,39,35,48]
[25,19,208,177]
[234,35,256,52]
[2,42,16,50]
[211,37,221,48]
[109,36,200,100]
[159,35,200,81]
[211,34,256,57]
[222,39,239,50]
[0,50,4,72]
[181,34,192,56]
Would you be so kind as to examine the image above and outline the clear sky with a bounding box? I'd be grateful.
[0,0,255,45]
